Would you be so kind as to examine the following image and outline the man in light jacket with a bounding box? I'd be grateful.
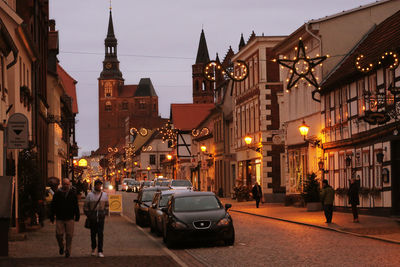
[84,179,109,257]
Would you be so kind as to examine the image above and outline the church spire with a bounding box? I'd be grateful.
[107,10,115,39]
[100,9,123,80]
[195,29,210,64]
[239,33,245,51]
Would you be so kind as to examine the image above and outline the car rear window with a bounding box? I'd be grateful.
[171,180,192,187]
[174,196,221,212]
[141,191,156,202]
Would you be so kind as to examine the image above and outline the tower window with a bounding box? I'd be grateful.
[105,82,112,97]
[202,81,206,91]
[139,100,146,109]
[196,80,199,91]
[105,101,112,111]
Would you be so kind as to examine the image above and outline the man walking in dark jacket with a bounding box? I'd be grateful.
[252,182,263,208]
[320,179,335,223]
[348,177,360,222]
[50,178,80,258]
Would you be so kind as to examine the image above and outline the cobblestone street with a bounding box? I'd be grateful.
[2,193,400,267]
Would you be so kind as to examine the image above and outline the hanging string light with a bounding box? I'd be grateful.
[203,60,249,82]
[157,120,178,146]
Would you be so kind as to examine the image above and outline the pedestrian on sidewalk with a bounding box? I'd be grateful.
[348,177,360,223]
[320,179,335,223]
[252,182,263,208]
[84,179,109,258]
[49,178,80,258]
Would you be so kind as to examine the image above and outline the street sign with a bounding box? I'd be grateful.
[108,194,122,214]
[6,113,29,149]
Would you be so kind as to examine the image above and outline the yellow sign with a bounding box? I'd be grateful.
[108,194,122,213]
[78,158,88,167]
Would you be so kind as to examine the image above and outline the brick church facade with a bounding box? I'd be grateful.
[98,11,166,152]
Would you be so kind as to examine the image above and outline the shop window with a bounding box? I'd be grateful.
[150,154,156,165]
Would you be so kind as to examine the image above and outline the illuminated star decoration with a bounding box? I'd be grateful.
[274,39,328,90]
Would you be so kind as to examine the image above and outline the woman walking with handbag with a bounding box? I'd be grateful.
[84,180,109,257]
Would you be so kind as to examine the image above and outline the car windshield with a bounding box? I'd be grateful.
[141,190,156,202]
[171,180,192,187]
[174,195,221,212]
[159,194,173,207]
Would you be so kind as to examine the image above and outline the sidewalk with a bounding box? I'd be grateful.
[1,201,178,267]
[220,198,400,244]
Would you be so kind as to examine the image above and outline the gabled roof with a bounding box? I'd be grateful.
[134,78,157,97]
[120,85,138,97]
[195,29,210,64]
[321,10,400,92]
[57,64,78,114]
[170,103,214,131]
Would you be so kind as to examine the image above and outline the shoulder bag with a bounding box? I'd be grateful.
[84,192,103,229]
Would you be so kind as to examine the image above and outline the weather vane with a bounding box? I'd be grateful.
[109,0,112,10]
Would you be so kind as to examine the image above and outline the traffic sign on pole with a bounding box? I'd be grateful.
[6,113,29,149]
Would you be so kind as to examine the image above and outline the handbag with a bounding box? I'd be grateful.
[84,192,103,229]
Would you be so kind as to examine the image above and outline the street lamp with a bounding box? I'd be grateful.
[298,120,321,147]
[298,120,310,139]
[244,135,261,152]
[167,154,172,160]
[200,145,207,153]
[147,166,151,180]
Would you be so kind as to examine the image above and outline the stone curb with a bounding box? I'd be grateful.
[230,209,400,245]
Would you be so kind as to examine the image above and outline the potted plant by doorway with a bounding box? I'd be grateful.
[301,173,322,211]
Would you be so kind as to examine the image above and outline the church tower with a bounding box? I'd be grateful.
[98,9,125,151]
[192,29,214,104]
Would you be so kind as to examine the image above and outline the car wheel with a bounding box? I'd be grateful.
[164,229,175,249]
[136,216,141,227]
[224,228,235,246]
[150,219,155,233]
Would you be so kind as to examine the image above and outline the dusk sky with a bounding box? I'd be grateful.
[49,0,373,155]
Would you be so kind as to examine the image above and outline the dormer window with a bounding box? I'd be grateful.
[105,82,112,97]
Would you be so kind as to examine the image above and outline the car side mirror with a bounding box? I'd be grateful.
[225,203,232,211]
[161,207,168,213]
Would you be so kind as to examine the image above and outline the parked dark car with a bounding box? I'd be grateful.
[162,191,234,248]
[134,186,170,227]
[149,189,189,236]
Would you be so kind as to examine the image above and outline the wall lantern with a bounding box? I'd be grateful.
[244,136,252,145]
[376,152,384,164]
[345,156,352,167]
[147,166,151,171]
[318,160,324,171]
[298,120,310,138]
[167,154,172,160]
[200,145,207,152]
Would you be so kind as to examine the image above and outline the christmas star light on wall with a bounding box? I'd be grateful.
[273,38,328,90]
